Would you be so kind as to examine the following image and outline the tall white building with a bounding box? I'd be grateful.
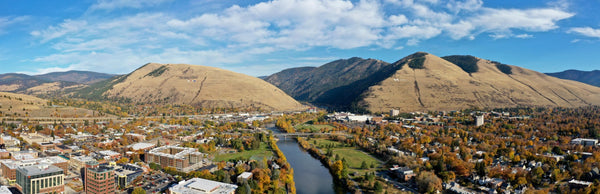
[475,115,484,127]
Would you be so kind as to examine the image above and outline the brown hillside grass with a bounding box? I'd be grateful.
[362,54,600,112]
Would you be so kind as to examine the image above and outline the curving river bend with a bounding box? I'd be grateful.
[269,125,344,194]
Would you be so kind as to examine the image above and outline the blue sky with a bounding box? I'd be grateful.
[0,0,599,76]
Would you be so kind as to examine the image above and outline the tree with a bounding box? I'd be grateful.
[361,161,368,169]
[132,187,146,194]
[374,181,384,193]
[416,171,442,194]
[331,160,345,179]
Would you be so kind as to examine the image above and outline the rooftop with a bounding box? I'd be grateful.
[148,145,203,160]
[17,164,63,177]
[98,150,121,156]
[128,142,155,150]
[170,178,237,194]
[238,172,252,179]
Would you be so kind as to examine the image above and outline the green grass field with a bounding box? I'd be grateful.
[295,124,334,132]
[308,138,382,176]
[214,142,274,162]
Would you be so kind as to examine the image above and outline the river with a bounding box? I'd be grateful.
[276,138,345,194]
[266,125,344,194]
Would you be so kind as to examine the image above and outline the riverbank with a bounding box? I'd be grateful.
[296,137,358,193]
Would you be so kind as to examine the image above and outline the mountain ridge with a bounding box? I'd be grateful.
[546,69,600,87]
[73,63,304,111]
[266,52,600,112]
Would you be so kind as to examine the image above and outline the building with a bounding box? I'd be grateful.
[390,109,400,117]
[55,145,73,154]
[169,178,237,194]
[97,150,122,161]
[11,150,38,160]
[146,146,206,172]
[1,156,68,185]
[1,134,20,147]
[20,132,53,145]
[571,138,598,146]
[475,115,484,127]
[15,164,64,194]
[237,172,252,184]
[113,163,144,188]
[85,161,116,194]
[70,156,96,172]
[569,179,592,189]
[127,142,156,151]
[0,186,11,194]
[390,165,415,181]
[39,142,56,152]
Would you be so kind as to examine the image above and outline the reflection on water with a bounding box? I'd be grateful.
[276,138,345,194]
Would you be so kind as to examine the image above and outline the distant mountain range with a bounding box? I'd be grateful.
[36,70,116,84]
[546,70,600,87]
[266,52,600,113]
[0,71,115,94]
[0,54,598,113]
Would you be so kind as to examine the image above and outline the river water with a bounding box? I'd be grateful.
[276,138,344,194]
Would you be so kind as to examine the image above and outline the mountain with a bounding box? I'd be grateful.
[265,57,390,103]
[74,63,303,111]
[0,71,114,95]
[546,70,600,87]
[267,52,600,112]
[0,73,57,93]
[0,91,99,117]
[36,70,115,84]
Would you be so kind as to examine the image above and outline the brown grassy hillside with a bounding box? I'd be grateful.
[361,53,600,112]
[101,63,303,111]
[0,92,97,117]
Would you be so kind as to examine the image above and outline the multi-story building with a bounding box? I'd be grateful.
[85,161,116,194]
[15,164,64,194]
[146,146,206,172]
[168,178,237,194]
[1,156,68,185]
[69,155,96,172]
[113,163,144,188]
[20,132,53,145]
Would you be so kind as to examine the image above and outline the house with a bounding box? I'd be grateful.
[390,165,415,181]
[568,179,592,189]
[98,150,121,161]
[570,138,598,146]
[237,172,253,183]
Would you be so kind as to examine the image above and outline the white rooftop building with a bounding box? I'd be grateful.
[127,142,156,151]
[169,178,237,194]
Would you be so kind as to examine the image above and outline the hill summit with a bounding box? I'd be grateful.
[76,63,303,111]
[267,52,600,112]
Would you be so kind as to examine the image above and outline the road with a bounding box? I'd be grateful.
[378,171,419,193]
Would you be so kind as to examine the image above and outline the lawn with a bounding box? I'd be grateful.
[214,142,274,162]
[295,124,334,132]
[331,148,381,170]
[312,138,343,148]
[308,138,382,176]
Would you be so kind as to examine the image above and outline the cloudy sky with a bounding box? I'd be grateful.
[0,0,599,76]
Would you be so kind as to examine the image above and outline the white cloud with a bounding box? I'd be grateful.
[167,0,386,49]
[30,19,87,43]
[27,0,577,75]
[0,16,29,34]
[446,0,482,13]
[515,34,533,39]
[89,0,172,11]
[568,27,600,38]
[472,8,573,33]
